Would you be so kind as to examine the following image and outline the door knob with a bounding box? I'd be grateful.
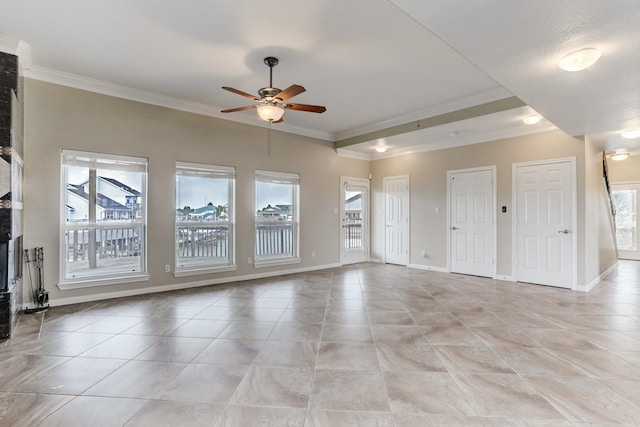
[451,226,459,230]
[558,229,570,234]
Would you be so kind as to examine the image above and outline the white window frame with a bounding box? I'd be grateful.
[254,170,300,268]
[174,161,236,277]
[59,149,149,289]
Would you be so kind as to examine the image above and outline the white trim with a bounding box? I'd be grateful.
[408,263,449,273]
[41,263,341,308]
[611,180,640,186]
[57,274,150,290]
[495,275,515,282]
[446,166,497,278]
[368,258,385,264]
[334,86,512,141]
[176,161,235,177]
[24,66,335,142]
[335,148,372,161]
[173,265,237,278]
[254,257,301,269]
[340,176,370,266]
[336,123,557,161]
[576,261,618,292]
[512,157,578,290]
[256,169,300,184]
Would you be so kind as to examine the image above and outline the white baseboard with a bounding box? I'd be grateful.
[408,263,449,273]
[367,258,385,264]
[576,261,618,292]
[494,275,515,282]
[40,262,342,308]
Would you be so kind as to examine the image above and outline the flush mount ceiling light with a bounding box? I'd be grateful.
[375,146,387,153]
[523,114,542,125]
[558,48,601,72]
[257,104,285,122]
[609,152,630,161]
[621,129,640,139]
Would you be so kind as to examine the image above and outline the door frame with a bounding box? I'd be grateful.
[512,157,577,289]
[446,166,497,278]
[383,174,410,265]
[339,176,370,265]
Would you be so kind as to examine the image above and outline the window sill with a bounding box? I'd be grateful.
[253,257,300,269]
[58,274,150,290]
[173,264,237,278]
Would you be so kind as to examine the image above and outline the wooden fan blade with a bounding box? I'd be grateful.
[222,86,259,100]
[221,105,257,113]
[284,103,326,113]
[271,117,284,124]
[276,85,305,101]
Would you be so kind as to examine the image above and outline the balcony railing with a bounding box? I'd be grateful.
[255,223,295,259]
[344,223,363,249]
[64,223,143,278]
[176,223,230,268]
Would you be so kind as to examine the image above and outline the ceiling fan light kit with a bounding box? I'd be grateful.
[257,104,285,122]
[221,57,326,123]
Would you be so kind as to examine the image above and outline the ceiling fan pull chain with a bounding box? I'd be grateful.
[268,121,272,158]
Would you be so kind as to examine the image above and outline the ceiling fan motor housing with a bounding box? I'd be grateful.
[258,87,282,100]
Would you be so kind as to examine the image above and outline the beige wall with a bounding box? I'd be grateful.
[22,79,620,301]
[608,155,640,183]
[23,80,369,303]
[583,137,618,288]
[369,130,587,280]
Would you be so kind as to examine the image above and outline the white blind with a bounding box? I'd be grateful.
[62,149,147,173]
[256,170,299,185]
[177,161,235,179]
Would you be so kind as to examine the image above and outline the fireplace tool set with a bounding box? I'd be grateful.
[24,247,49,313]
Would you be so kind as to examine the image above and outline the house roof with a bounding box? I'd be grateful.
[77,176,141,197]
[66,184,128,210]
[99,177,141,196]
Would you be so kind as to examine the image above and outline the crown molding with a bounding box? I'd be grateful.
[23,66,335,141]
[335,148,373,160]
[333,86,513,141]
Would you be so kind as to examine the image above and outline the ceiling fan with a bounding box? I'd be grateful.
[221,57,326,123]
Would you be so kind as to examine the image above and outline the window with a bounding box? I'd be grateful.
[613,188,638,251]
[61,150,148,288]
[255,170,300,267]
[175,162,235,275]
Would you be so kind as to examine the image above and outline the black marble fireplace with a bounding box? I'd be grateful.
[0,51,24,339]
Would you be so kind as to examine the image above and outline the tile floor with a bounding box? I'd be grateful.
[2,261,640,426]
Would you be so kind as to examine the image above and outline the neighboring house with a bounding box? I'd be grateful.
[66,177,140,221]
[345,193,362,221]
[176,204,228,222]
[257,205,289,220]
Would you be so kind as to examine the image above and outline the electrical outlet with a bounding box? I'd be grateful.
[164,264,170,272]
[421,250,427,258]
[248,257,252,264]
[311,250,316,258]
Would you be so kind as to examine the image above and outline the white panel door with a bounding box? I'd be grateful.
[515,161,574,288]
[449,168,495,277]
[384,176,409,266]
[340,177,369,265]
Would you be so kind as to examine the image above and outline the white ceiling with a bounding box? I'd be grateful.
[1,0,638,158]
